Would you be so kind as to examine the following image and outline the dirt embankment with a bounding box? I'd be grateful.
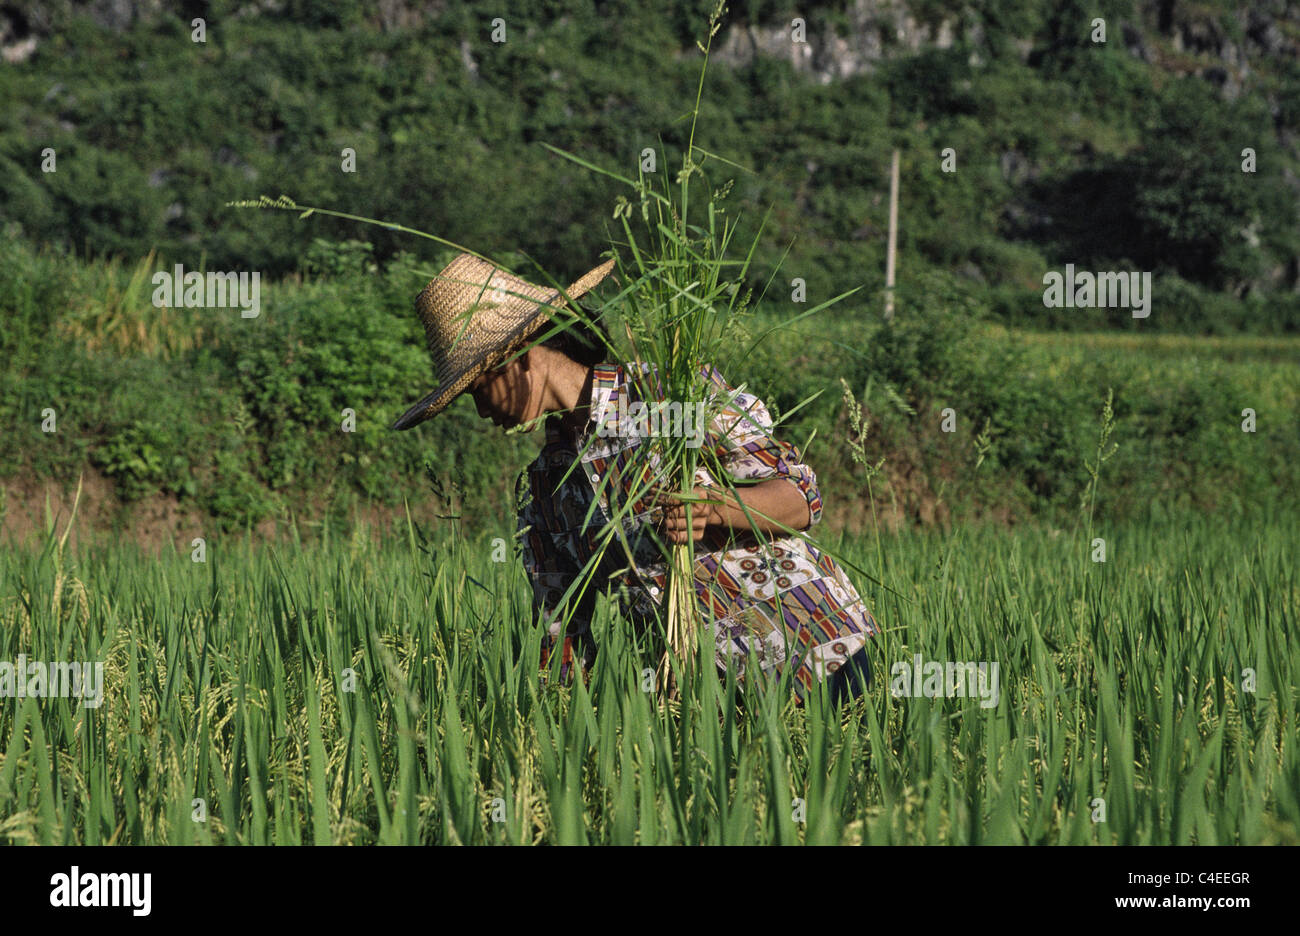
[1,468,411,555]
[2,468,209,555]
[2,455,981,557]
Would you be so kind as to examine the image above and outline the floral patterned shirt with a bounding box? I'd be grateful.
[516,362,880,702]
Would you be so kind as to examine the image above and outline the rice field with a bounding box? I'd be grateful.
[0,508,1295,845]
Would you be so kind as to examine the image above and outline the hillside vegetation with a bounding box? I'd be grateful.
[1,0,1297,539]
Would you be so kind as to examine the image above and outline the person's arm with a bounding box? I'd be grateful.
[708,477,812,532]
[660,478,810,543]
[657,367,823,545]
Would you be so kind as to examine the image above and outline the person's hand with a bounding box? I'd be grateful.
[648,485,720,544]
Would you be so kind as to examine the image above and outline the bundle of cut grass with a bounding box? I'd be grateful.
[540,1,868,692]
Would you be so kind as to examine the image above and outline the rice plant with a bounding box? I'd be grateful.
[0,505,1295,844]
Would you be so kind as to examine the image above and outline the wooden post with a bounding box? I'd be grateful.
[884,148,899,319]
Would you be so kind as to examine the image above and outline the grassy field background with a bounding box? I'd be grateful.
[1,507,1294,845]
[2,224,1296,847]
[2,246,1295,845]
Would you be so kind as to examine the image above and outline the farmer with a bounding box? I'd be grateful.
[394,253,880,705]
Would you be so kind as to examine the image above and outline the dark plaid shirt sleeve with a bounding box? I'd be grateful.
[516,466,597,682]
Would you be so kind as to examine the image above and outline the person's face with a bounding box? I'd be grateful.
[468,354,533,428]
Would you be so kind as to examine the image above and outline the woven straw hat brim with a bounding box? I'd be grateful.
[392,258,615,431]
[392,304,551,431]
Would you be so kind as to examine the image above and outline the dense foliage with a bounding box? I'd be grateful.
[2,1,1297,534]
[1,0,1297,333]
[2,230,1297,535]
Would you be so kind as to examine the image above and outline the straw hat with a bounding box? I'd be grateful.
[392,252,615,430]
